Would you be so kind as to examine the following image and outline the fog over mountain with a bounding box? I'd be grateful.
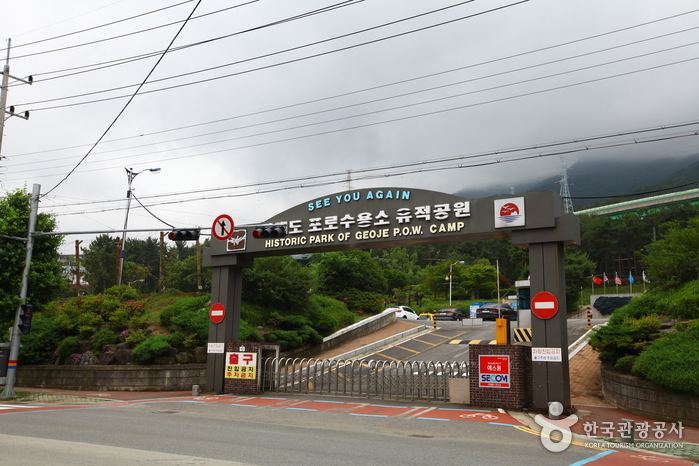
[455,153,699,208]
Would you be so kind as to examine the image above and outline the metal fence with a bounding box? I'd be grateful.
[260,357,469,402]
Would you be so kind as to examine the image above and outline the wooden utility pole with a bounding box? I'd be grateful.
[115,237,121,286]
[159,231,165,292]
[75,240,83,297]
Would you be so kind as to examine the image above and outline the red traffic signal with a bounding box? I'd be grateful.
[252,226,286,239]
[20,303,34,335]
[167,229,201,241]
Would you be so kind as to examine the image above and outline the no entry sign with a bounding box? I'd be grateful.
[531,291,559,320]
[210,302,226,324]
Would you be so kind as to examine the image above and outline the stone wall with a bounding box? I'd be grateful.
[601,365,699,428]
[16,364,206,391]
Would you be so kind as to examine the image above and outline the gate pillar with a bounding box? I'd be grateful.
[204,253,252,393]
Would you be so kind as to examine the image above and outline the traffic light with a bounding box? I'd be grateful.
[167,229,201,241]
[19,304,33,335]
[252,225,286,239]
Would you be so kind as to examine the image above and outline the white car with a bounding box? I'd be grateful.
[388,306,420,320]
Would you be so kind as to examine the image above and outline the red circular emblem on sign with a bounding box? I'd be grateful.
[209,302,226,324]
[531,291,559,320]
[500,203,520,216]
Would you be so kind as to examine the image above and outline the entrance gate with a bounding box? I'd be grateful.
[204,188,580,409]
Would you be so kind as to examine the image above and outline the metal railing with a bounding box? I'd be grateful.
[260,357,469,402]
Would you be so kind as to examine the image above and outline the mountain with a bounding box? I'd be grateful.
[454,154,699,208]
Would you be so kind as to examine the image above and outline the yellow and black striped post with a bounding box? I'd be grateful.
[587,305,592,329]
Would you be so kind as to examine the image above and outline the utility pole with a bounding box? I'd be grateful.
[1,184,40,398]
[0,38,32,159]
[75,240,83,297]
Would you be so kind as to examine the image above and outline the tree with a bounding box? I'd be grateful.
[0,188,64,323]
[122,237,160,293]
[242,256,313,314]
[564,247,596,312]
[314,250,387,296]
[639,218,699,291]
[463,259,497,300]
[81,235,118,294]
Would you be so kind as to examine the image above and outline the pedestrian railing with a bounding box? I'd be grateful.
[260,357,469,402]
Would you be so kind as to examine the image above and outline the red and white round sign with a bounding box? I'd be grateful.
[531,291,559,320]
[209,302,226,324]
[211,214,234,241]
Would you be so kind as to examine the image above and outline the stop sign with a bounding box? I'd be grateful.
[531,291,559,320]
[210,302,225,324]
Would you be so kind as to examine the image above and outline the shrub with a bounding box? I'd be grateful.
[307,295,354,336]
[588,315,661,365]
[614,355,637,374]
[132,335,172,364]
[18,317,62,365]
[57,336,80,359]
[91,329,119,356]
[633,329,699,396]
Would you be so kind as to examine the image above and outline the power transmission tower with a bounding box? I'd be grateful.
[558,158,574,214]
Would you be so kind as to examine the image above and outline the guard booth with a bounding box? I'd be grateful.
[516,279,532,329]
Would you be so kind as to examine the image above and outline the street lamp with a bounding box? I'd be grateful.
[117,167,161,286]
[446,261,464,307]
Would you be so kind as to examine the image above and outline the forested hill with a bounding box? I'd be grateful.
[455,153,699,208]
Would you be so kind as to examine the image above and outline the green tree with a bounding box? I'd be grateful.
[462,259,497,300]
[81,234,118,294]
[0,188,64,323]
[639,218,699,291]
[314,251,387,296]
[122,237,160,293]
[242,256,314,314]
[564,247,596,312]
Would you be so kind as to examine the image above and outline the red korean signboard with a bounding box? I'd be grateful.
[478,355,510,388]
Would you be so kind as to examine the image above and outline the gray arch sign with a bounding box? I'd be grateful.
[204,188,580,409]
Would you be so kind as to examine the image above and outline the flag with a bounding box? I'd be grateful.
[628,271,635,284]
[603,273,609,284]
[592,275,603,285]
[643,271,650,283]
[614,273,622,285]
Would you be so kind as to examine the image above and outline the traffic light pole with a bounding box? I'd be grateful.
[1,184,40,398]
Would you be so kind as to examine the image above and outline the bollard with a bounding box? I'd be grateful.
[620,419,635,443]
[192,384,200,397]
[587,306,592,329]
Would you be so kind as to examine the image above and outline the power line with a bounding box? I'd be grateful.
[43,0,205,196]
[14,0,527,110]
[44,120,699,212]
[7,13,699,164]
[10,51,699,180]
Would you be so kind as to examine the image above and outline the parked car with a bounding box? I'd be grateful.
[434,308,469,321]
[388,306,420,320]
[475,303,517,321]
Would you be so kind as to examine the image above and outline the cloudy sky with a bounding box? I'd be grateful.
[1,0,698,254]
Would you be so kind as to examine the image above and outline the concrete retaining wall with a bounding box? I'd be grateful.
[282,309,399,359]
[16,364,206,391]
[601,365,699,427]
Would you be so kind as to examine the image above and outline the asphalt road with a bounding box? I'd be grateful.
[1,397,605,466]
